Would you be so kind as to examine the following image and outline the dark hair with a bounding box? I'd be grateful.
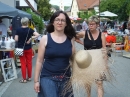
[46,10,76,39]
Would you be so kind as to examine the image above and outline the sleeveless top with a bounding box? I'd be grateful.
[16,27,34,50]
[84,30,102,50]
[40,33,72,77]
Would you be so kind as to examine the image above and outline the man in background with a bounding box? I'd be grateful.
[82,18,88,31]
[76,22,82,31]
[0,18,7,37]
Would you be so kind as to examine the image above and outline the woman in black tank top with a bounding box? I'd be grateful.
[75,15,106,97]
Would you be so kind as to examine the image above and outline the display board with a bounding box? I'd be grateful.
[0,58,17,82]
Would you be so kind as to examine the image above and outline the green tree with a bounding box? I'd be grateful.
[52,5,59,10]
[100,0,130,21]
[26,9,44,34]
[78,10,95,21]
[37,0,52,20]
[64,6,70,11]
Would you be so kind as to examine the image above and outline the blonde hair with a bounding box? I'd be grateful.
[21,17,29,26]
[88,15,99,24]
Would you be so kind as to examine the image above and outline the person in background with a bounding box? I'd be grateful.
[124,20,130,51]
[37,35,42,42]
[122,19,128,34]
[82,18,88,31]
[0,18,7,37]
[7,26,12,37]
[72,21,77,31]
[0,18,8,61]
[34,10,76,97]
[125,21,130,35]
[76,22,82,31]
[15,17,40,83]
[75,15,107,97]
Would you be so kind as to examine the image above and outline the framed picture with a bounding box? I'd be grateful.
[0,58,17,82]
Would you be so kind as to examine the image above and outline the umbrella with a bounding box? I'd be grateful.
[0,2,18,18]
[97,11,118,17]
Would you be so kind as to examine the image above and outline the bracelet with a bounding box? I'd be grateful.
[34,81,39,83]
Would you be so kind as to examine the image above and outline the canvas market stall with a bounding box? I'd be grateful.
[0,2,19,84]
[0,1,33,84]
[17,9,32,19]
[0,2,18,18]
[0,2,18,84]
[0,2,32,19]
[0,36,17,84]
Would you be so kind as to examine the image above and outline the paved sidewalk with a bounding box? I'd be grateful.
[0,56,37,97]
[0,42,130,97]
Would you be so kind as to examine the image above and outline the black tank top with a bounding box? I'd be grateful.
[40,33,72,77]
[84,30,102,50]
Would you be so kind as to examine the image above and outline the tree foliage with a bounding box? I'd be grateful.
[78,10,95,22]
[64,6,70,11]
[26,9,44,34]
[100,0,130,21]
[37,0,52,20]
[52,5,59,10]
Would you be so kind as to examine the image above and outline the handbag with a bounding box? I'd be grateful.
[15,28,30,56]
[15,48,24,56]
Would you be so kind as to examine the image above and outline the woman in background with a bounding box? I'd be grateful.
[15,17,39,83]
[75,15,107,97]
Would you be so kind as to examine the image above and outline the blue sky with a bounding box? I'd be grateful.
[49,0,72,6]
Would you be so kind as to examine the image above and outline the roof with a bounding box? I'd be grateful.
[76,0,99,11]
[89,0,99,8]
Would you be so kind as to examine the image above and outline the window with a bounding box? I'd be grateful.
[16,1,19,6]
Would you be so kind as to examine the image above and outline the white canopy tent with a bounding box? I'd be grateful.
[97,11,118,17]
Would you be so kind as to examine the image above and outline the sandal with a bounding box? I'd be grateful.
[27,78,31,81]
[19,79,27,83]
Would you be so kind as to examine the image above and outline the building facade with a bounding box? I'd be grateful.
[70,0,99,18]
[70,0,79,18]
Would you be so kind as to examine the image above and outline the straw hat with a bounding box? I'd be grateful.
[75,50,92,69]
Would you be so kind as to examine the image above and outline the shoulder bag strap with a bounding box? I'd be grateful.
[88,30,96,45]
[22,28,30,49]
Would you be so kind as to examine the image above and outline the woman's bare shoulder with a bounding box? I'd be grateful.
[41,35,47,40]
[40,35,48,46]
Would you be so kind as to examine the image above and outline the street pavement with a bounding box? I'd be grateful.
[0,42,130,97]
